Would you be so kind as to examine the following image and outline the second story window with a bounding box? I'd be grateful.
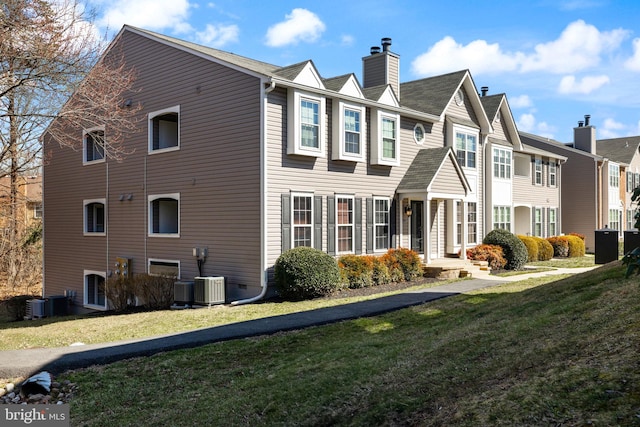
[287,91,326,158]
[300,98,319,148]
[609,164,619,188]
[332,102,365,162]
[371,109,400,166]
[344,109,361,154]
[149,194,180,237]
[534,158,543,185]
[456,132,476,168]
[149,106,180,153]
[84,199,105,235]
[493,148,511,179]
[83,128,105,164]
[549,162,557,186]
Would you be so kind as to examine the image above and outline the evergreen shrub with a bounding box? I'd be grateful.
[275,247,341,300]
[483,229,528,270]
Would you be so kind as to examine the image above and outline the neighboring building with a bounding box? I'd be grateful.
[43,27,563,312]
[0,175,42,232]
[520,115,632,251]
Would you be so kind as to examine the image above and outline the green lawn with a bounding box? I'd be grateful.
[55,260,639,426]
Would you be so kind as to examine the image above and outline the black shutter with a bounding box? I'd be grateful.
[327,196,335,255]
[281,194,291,252]
[314,196,322,251]
[355,198,362,254]
[389,198,397,249]
[366,198,373,254]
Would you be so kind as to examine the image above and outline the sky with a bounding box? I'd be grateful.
[84,0,640,144]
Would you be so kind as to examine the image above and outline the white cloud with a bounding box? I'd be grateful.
[264,9,325,47]
[411,36,521,76]
[195,23,239,47]
[517,113,555,138]
[599,117,626,138]
[520,20,628,73]
[625,38,640,71]
[557,74,610,94]
[509,95,532,109]
[411,20,629,77]
[341,34,355,47]
[97,0,192,33]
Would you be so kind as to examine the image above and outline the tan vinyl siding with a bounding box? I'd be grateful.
[44,30,263,305]
[430,161,467,195]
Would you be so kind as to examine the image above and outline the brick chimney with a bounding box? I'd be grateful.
[573,114,596,154]
[362,37,400,99]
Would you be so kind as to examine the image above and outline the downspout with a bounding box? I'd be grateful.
[231,80,276,305]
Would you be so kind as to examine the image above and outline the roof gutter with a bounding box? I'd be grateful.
[231,80,276,305]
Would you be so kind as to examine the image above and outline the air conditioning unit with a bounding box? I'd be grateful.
[173,281,194,306]
[26,299,46,319]
[194,276,225,306]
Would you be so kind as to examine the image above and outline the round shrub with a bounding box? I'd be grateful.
[547,236,569,257]
[275,247,341,300]
[483,229,528,270]
[466,244,507,270]
[381,248,423,282]
[536,237,554,261]
[566,234,586,257]
[371,257,392,286]
[338,254,374,289]
[517,235,539,262]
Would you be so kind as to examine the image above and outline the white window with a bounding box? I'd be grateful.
[287,91,326,157]
[456,132,477,168]
[534,208,543,237]
[493,148,512,179]
[33,203,43,219]
[549,208,557,236]
[456,201,463,246]
[549,162,557,187]
[374,197,390,251]
[493,206,511,231]
[84,199,106,235]
[609,164,619,188]
[628,209,635,230]
[534,158,543,185]
[337,195,354,253]
[149,193,179,237]
[467,202,477,244]
[83,127,105,164]
[149,106,180,153]
[413,123,425,145]
[332,102,365,161]
[148,259,180,278]
[609,209,621,231]
[84,270,106,310]
[371,109,400,166]
[292,194,313,247]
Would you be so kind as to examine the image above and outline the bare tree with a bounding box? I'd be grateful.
[0,0,141,290]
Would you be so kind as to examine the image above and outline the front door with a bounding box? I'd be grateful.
[410,201,424,254]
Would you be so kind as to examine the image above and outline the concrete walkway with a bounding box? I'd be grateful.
[0,266,597,379]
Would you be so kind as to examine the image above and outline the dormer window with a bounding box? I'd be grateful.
[455,131,476,168]
[370,109,400,166]
[332,101,365,161]
[288,90,326,158]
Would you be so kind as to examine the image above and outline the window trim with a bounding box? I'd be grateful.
[454,126,478,169]
[549,208,558,237]
[370,109,400,166]
[287,90,326,158]
[82,126,106,165]
[534,158,543,185]
[336,195,355,254]
[534,207,543,237]
[373,197,390,252]
[493,205,511,231]
[148,258,181,278]
[493,147,512,179]
[33,203,43,219]
[291,192,314,248]
[148,193,180,237]
[467,202,478,244]
[83,198,106,236]
[413,123,426,145]
[148,105,180,154]
[332,101,365,162]
[83,270,107,310]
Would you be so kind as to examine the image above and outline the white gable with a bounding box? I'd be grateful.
[293,62,325,89]
[338,75,364,98]
[377,86,399,107]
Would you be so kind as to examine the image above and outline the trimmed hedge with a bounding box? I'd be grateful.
[275,247,341,300]
[566,234,586,257]
[536,237,554,261]
[466,244,507,270]
[483,229,528,270]
[547,236,569,257]
[517,235,539,262]
[338,248,422,290]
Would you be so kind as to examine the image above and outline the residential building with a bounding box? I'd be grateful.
[0,175,42,231]
[43,27,562,312]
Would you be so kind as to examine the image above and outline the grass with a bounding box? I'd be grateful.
[52,260,639,426]
[0,280,449,351]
